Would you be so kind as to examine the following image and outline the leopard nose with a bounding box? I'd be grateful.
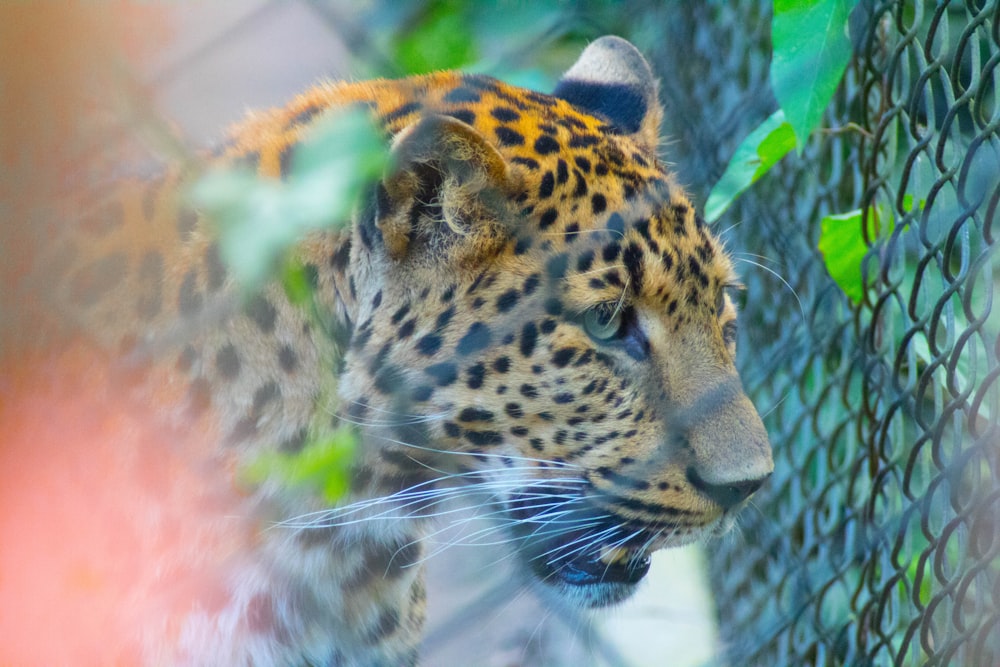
[686,466,770,509]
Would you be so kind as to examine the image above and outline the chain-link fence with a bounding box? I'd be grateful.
[646,2,999,665]
[5,2,996,665]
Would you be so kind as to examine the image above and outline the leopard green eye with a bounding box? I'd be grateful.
[583,306,623,341]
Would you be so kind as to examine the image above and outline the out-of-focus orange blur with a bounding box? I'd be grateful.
[0,6,251,665]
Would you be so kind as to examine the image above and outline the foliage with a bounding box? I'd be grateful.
[190,109,386,291]
[703,109,796,222]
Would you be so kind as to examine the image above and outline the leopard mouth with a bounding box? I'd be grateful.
[508,496,657,607]
[524,533,652,596]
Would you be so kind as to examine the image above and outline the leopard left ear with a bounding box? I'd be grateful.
[375,115,516,263]
[553,36,661,154]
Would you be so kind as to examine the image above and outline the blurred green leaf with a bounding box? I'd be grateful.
[705,109,796,222]
[771,0,854,151]
[190,108,387,291]
[818,207,876,304]
[243,429,357,504]
[394,0,478,73]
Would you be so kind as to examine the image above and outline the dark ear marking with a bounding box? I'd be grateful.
[553,36,662,152]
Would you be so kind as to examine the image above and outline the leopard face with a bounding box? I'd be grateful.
[334,37,773,607]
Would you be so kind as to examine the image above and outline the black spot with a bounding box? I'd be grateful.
[279,427,309,453]
[216,344,241,380]
[594,161,609,175]
[540,319,557,334]
[545,253,569,280]
[382,101,422,124]
[278,345,298,373]
[373,364,403,395]
[624,242,645,294]
[246,296,277,333]
[534,135,560,155]
[523,273,540,295]
[539,208,558,230]
[466,362,486,389]
[539,172,555,198]
[135,251,163,319]
[520,322,538,357]
[496,289,520,313]
[577,250,595,273]
[511,156,539,170]
[493,356,511,373]
[444,87,480,103]
[458,407,495,422]
[465,430,503,446]
[279,143,295,178]
[591,193,607,214]
[443,421,462,438]
[552,347,575,367]
[178,269,202,316]
[514,236,533,255]
[252,381,280,416]
[553,392,575,404]
[570,134,600,149]
[457,322,491,355]
[490,106,520,121]
[411,385,434,402]
[331,239,352,271]
[574,156,591,172]
[204,243,226,292]
[425,362,458,386]
[365,608,401,644]
[544,298,563,316]
[435,306,455,329]
[556,159,569,184]
[573,171,589,197]
[505,403,524,418]
[416,334,442,356]
[226,417,257,446]
[520,384,539,398]
[286,105,321,130]
[495,127,525,146]
[603,241,621,262]
[447,109,476,126]
[398,318,416,339]
[391,303,411,325]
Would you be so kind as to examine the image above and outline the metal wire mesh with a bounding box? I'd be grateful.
[16,2,994,664]
[651,1,1000,665]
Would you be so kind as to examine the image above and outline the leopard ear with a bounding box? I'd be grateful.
[553,36,661,154]
[375,115,516,263]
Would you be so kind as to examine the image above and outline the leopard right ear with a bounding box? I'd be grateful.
[371,115,516,264]
[553,36,662,154]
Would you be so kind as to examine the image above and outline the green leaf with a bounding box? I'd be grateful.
[242,429,357,504]
[818,208,876,304]
[705,109,796,222]
[771,0,854,150]
[190,109,386,291]
[394,1,478,73]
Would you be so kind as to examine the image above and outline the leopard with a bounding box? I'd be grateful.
[20,36,773,666]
